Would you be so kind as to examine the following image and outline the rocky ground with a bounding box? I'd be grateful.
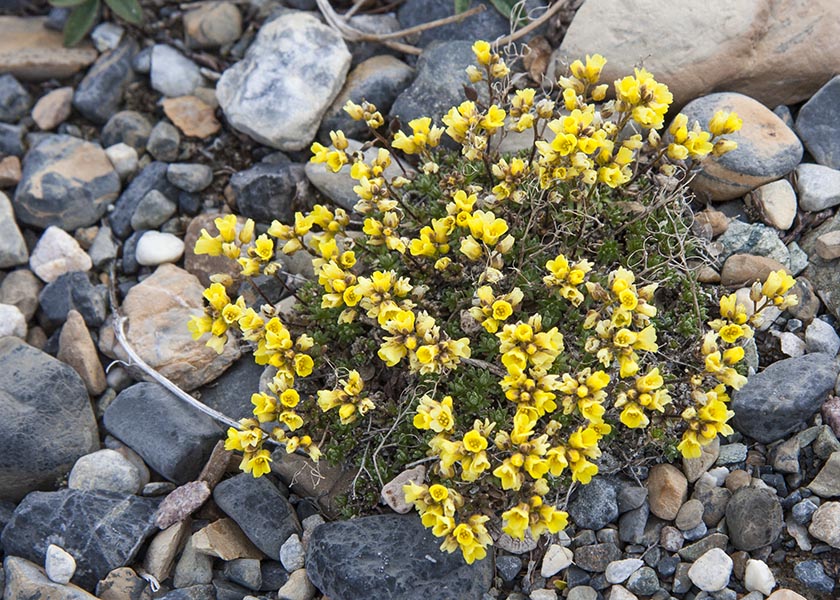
[0,0,840,599]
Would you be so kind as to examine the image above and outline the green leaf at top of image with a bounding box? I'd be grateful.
[454,0,471,13]
[106,0,143,25]
[48,0,88,7]
[489,0,517,18]
[64,0,101,47]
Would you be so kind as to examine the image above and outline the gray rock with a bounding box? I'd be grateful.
[105,142,139,180]
[617,486,648,513]
[95,567,152,600]
[569,477,618,530]
[794,559,835,593]
[91,22,124,52]
[3,556,96,600]
[151,45,204,98]
[88,225,119,268]
[796,163,840,212]
[496,555,521,582]
[217,12,351,150]
[223,558,262,591]
[158,584,216,600]
[0,122,25,156]
[0,337,98,501]
[73,39,137,124]
[13,134,121,230]
[197,356,263,420]
[732,353,839,443]
[716,219,790,267]
[174,535,214,588]
[45,544,76,584]
[805,318,840,356]
[0,74,31,122]
[110,161,179,238]
[716,443,748,465]
[104,382,223,484]
[605,558,643,584]
[1,489,159,588]
[101,110,153,151]
[147,121,181,161]
[808,451,840,497]
[306,514,493,600]
[618,502,649,544]
[0,269,41,320]
[68,449,143,495]
[801,211,840,320]
[726,487,784,551]
[625,566,659,596]
[687,548,732,592]
[184,1,242,49]
[0,190,28,268]
[397,0,512,47]
[573,543,622,573]
[230,162,305,224]
[345,13,402,64]
[38,271,107,329]
[214,473,301,559]
[280,534,305,572]
[167,163,213,192]
[795,75,840,170]
[792,499,819,524]
[677,532,728,562]
[788,241,809,275]
[130,189,177,231]
[132,46,152,74]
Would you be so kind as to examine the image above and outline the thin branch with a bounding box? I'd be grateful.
[461,356,507,378]
[493,0,569,46]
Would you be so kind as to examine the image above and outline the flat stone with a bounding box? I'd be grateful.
[151,45,204,98]
[678,532,728,562]
[32,86,73,131]
[38,271,107,329]
[605,558,643,584]
[57,309,107,395]
[573,543,622,573]
[162,96,221,139]
[0,73,31,122]
[647,464,687,521]
[793,559,835,593]
[167,163,213,192]
[720,254,789,288]
[73,39,137,124]
[3,556,97,600]
[716,220,790,267]
[0,190,28,268]
[795,163,840,212]
[747,179,797,230]
[771,436,801,474]
[223,558,261,591]
[688,548,732,592]
[815,230,840,260]
[143,520,190,582]
[306,514,494,600]
[0,270,40,321]
[154,480,212,529]
[807,451,840,497]
[540,543,573,577]
[95,567,152,600]
[0,16,97,80]
[68,449,142,495]
[726,486,784,551]
[192,517,263,560]
[569,477,618,530]
[795,75,840,170]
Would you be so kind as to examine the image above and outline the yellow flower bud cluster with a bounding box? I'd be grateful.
[343,99,385,130]
[317,369,375,425]
[468,40,510,81]
[468,285,523,333]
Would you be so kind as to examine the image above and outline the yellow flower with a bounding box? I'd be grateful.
[463,429,488,453]
[241,449,272,478]
[708,110,742,136]
[472,40,491,65]
[502,502,530,540]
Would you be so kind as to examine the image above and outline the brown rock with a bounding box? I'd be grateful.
[696,265,721,284]
[198,440,233,488]
[725,469,752,492]
[647,463,688,521]
[155,481,211,529]
[96,567,152,600]
[683,436,719,483]
[192,517,264,560]
[808,501,840,548]
[3,556,98,599]
[720,254,789,287]
[694,209,729,238]
[162,96,220,138]
[32,86,73,131]
[183,213,247,287]
[0,155,22,187]
[57,309,107,395]
[822,396,840,439]
[184,1,243,49]
[0,17,98,80]
[98,264,240,391]
[815,230,840,260]
[747,179,797,231]
[381,465,426,514]
[143,520,190,582]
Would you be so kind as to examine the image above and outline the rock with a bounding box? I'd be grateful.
[816,230,840,260]
[540,544,573,577]
[0,123,24,158]
[569,477,618,530]
[0,16,97,80]
[573,543,622,572]
[318,55,414,141]
[184,1,242,49]
[158,584,215,599]
[767,591,807,600]
[101,110,153,151]
[151,45,204,98]
[0,303,26,338]
[796,163,840,212]
[557,0,840,108]
[801,211,840,320]
[306,514,493,600]
[808,501,840,548]
[795,75,840,170]
[0,191,27,268]
[716,219,790,267]
[0,73,31,122]
[14,134,121,230]
[135,231,185,266]
[96,567,152,600]
[0,269,41,321]
[57,309,107,395]
[726,487,784,551]
[720,254,788,288]
[90,22,124,52]
[567,587,597,600]
[792,498,818,525]
[29,226,91,282]
[277,568,316,600]
[397,0,510,46]
[214,473,301,558]
[162,95,221,139]
[682,436,719,482]
[154,480,211,529]
[625,566,658,596]
[144,520,190,582]
[31,86,72,131]
[68,449,142,495]
[0,154,22,186]
[3,556,97,600]
[606,586,637,600]
[1,489,159,588]
[688,548,732,592]
[45,544,76,584]
[793,560,835,593]
[110,161,179,239]
[747,179,797,230]
[223,558,261,591]
[192,517,263,560]
[183,213,249,287]
[174,535,215,587]
[675,498,705,531]
[618,502,648,544]
[217,12,351,150]
[230,162,305,223]
[73,39,137,124]
[805,318,840,356]
[38,271,107,329]
[678,532,728,562]
[381,465,426,513]
[732,353,839,443]
[744,559,775,596]
[167,163,213,192]
[776,331,806,357]
[280,534,305,572]
[344,13,402,64]
[771,436,801,474]
[98,264,240,390]
[0,338,98,501]
[807,451,840,497]
[647,464,687,521]
[130,188,177,230]
[605,558,643,584]
[105,143,139,181]
[147,121,181,161]
[103,382,223,483]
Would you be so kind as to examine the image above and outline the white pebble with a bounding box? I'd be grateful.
[688,547,732,592]
[135,231,185,266]
[29,226,92,283]
[45,544,76,584]
[540,543,573,577]
[280,534,305,572]
[605,558,643,584]
[530,590,557,600]
[745,559,776,596]
[105,143,139,180]
[0,304,26,338]
[707,466,730,486]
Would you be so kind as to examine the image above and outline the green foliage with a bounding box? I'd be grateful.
[49,0,142,47]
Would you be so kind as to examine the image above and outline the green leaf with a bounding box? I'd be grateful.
[488,0,516,18]
[454,0,471,13]
[105,0,143,25]
[48,0,88,7]
[64,0,100,47]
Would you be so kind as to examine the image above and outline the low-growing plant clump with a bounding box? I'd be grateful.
[188,44,797,563]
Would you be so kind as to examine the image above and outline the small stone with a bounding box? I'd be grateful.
[162,96,220,139]
[144,520,190,582]
[45,544,76,584]
[4,556,95,600]
[167,163,213,192]
[105,143,139,180]
[192,518,263,560]
[496,555,521,582]
[647,464,688,521]
[618,503,649,545]
[566,586,597,600]
[776,331,806,357]
[151,45,204,98]
[29,226,92,283]
[135,231,185,266]
[747,179,797,230]
[795,163,840,211]
[0,17,98,81]
[39,271,107,329]
[68,449,143,494]
[771,436,801,474]
[0,122,24,156]
[0,155,22,186]
[788,241,809,275]
[793,559,835,593]
[625,566,659,596]
[688,548,732,592]
[174,535,214,588]
[73,40,137,124]
[280,534,305,572]
[154,480,212,529]
[0,303,26,338]
[744,559,776,596]
[0,74,31,122]
[815,230,840,260]
[660,526,684,552]
[678,533,729,562]
[130,189,177,230]
[569,477,618,530]
[717,443,748,465]
[277,569,316,600]
[541,544,573,577]
[184,2,242,49]
[806,318,840,356]
[147,121,180,161]
[223,558,262,591]
[57,309,107,395]
[675,499,705,531]
[683,436,720,483]
[90,22,124,52]
[617,486,648,513]
[726,487,784,551]
[717,220,790,267]
[605,558,643,584]
[381,465,425,514]
[32,87,73,131]
[814,425,840,458]
[529,590,557,600]
[101,110,153,152]
[792,499,819,525]
[807,451,840,497]
[795,75,840,169]
[606,585,637,600]
[720,254,789,288]
[694,208,730,237]
[0,191,27,268]
[573,543,622,573]
[96,566,152,600]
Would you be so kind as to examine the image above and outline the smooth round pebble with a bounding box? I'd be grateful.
[745,559,776,596]
[688,548,732,592]
[45,544,76,584]
[280,534,305,572]
[135,231,185,266]
[68,449,143,494]
[0,303,27,338]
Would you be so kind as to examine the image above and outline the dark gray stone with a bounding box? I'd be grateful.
[496,555,521,582]
[121,230,144,275]
[230,162,305,224]
[110,162,179,239]
[213,578,253,600]
[0,122,25,156]
[794,559,835,593]
[657,555,679,578]
[725,487,784,551]
[38,271,108,330]
[732,353,839,443]
[619,502,649,545]
[0,489,159,589]
[73,39,138,124]
[223,558,262,590]
[101,110,153,151]
[691,481,731,527]
[397,0,511,47]
[795,75,840,170]
[158,584,216,600]
[214,474,301,559]
[306,514,493,600]
[13,134,121,230]
[793,499,819,525]
[573,544,622,573]
[626,566,659,596]
[0,74,31,123]
[617,485,648,513]
[130,189,177,231]
[167,163,213,193]
[147,121,180,162]
[677,533,728,562]
[103,382,223,484]
[569,477,618,531]
[198,356,264,420]
[0,338,98,501]
[259,561,289,591]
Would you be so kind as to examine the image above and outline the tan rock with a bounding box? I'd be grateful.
[696,265,721,284]
[162,95,221,138]
[98,264,240,391]
[183,213,248,287]
[381,465,426,514]
[3,556,98,600]
[0,155,22,187]
[683,436,719,483]
[184,1,243,49]
[815,230,840,260]
[192,518,264,560]
[748,179,797,231]
[647,463,688,521]
[808,501,840,548]
[558,0,840,108]
[144,520,191,582]
[29,226,92,283]
[0,17,98,81]
[32,87,74,131]
[693,209,729,238]
[725,469,752,492]
[57,310,107,395]
[720,254,789,288]
[767,591,808,600]
[95,567,152,600]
